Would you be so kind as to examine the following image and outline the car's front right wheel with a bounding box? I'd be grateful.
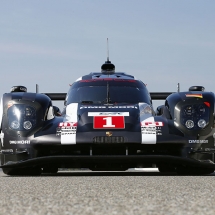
[2,167,41,176]
[176,166,214,175]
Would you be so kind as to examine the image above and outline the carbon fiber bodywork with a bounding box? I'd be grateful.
[0,73,215,175]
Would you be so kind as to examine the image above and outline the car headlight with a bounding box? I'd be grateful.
[140,104,153,115]
[10,120,20,129]
[23,121,33,130]
[181,103,210,130]
[197,119,207,128]
[139,104,154,121]
[7,104,36,131]
[185,120,194,129]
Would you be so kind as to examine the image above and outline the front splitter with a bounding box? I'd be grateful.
[1,155,215,169]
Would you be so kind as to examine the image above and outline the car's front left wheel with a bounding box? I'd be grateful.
[2,167,41,176]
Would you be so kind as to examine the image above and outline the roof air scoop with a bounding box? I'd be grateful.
[101,38,115,74]
[101,60,115,74]
[189,86,205,91]
[10,86,27,93]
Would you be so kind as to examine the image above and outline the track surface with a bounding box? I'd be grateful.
[0,169,215,215]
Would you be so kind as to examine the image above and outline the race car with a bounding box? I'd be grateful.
[0,59,215,175]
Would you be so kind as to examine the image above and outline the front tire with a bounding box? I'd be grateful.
[2,167,41,176]
[158,165,176,173]
[42,166,58,174]
[176,166,214,175]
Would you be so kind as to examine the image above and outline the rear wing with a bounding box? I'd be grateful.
[44,92,174,101]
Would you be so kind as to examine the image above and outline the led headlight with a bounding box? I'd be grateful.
[8,104,37,131]
[23,121,32,130]
[185,120,194,129]
[197,119,207,128]
[140,104,153,115]
[181,103,210,130]
[25,107,33,116]
[139,104,154,122]
[10,120,20,129]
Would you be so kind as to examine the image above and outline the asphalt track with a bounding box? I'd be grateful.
[0,168,214,215]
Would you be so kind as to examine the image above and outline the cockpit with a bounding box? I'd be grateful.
[65,79,152,105]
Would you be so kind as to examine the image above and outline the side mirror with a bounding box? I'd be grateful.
[156,105,171,119]
[156,105,164,116]
[53,106,61,116]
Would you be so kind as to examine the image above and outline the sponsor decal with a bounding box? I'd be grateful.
[61,132,76,135]
[57,122,77,143]
[106,131,113,137]
[80,106,106,109]
[58,122,77,127]
[108,106,138,109]
[93,116,125,129]
[140,116,157,144]
[88,112,129,129]
[189,140,208,144]
[88,112,129,116]
[185,94,203,98]
[9,140,30,144]
[0,149,13,154]
[156,129,162,135]
[81,106,137,109]
[141,126,156,134]
[141,127,162,135]
[57,122,77,136]
[141,122,164,126]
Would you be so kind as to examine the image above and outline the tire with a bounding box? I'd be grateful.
[2,167,41,176]
[176,167,214,175]
[42,167,58,174]
[158,165,176,173]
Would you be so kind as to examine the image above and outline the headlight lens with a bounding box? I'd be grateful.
[140,104,153,115]
[181,103,209,130]
[7,104,36,130]
[23,121,33,130]
[10,120,20,129]
[139,104,154,121]
[185,120,194,129]
[197,119,207,128]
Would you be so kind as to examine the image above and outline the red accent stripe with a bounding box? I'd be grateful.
[204,102,210,107]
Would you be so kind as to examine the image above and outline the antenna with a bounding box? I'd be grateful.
[107,38,109,61]
[177,83,180,92]
[101,38,115,73]
[36,84,39,93]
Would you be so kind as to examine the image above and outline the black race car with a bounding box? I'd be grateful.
[0,59,215,175]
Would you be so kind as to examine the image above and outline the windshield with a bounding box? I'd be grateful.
[66,79,151,105]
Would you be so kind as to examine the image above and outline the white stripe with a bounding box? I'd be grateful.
[61,129,77,144]
[64,103,78,122]
[61,103,78,144]
[47,106,54,120]
[88,112,129,116]
[140,116,156,144]
[139,103,156,144]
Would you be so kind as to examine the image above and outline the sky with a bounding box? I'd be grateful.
[1,0,215,109]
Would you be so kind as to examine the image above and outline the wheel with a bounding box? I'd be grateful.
[2,167,41,176]
[158,165,176,173]
[42,167,58,174]
[176,166,214,175]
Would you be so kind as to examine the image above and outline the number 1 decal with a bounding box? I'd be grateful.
[103,117,115,127]
[94,116,125,129]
